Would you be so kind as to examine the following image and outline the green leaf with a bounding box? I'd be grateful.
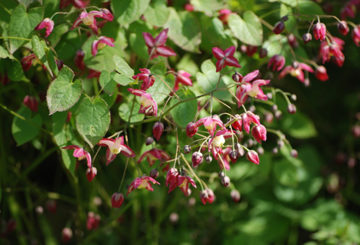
[111,0,150,26]
[75,96,111,148]
[47,23,69,47]
[129,21,152,61]
[99,71,116,95]
[6,58,27,82]
[190,0,223,15]
[12,106,42,145]
[196,59,232,102]
[144,0,170,27]
[164,9,201,53]
[118,101,144,123]
[113,55,134,76]
[86,44,122,72]
[170,89,197,128]
[0,46,10,59]
[31,35,55,76]
[281,112,317,139]
[297,0,324,15]
[8,5,43,53]
[112,73,133,86]
[46,66,82,115]
[228,11,263,46]
[147,73,174,104]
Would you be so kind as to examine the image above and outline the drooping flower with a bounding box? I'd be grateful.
[87,69,101,79]
[63,145,92,168]
[319,37,345,67]
[192,152,203,168]
[153,122,164,141]
[166,168,179,193]
[91,36,114,56]
[215,147,234,170]
[127,176,160,195]
[35,18,54,37]
[196,115,225,136]
[98,136,135,165]
[268,55,285,71]
[218,9,232,25]
[174,70,192,91]
[21,54,37,71]
[246,150,260,165]
[23,95,38,112]
[279,62,314,83]
[86,212,100,230]
[313,22,327,41]
[74,50,86,70]
[137,148,170,166]
[72,9,114,34]
[200,189,215,205]
[177,175,197,196]
[352,25,360,46]
[251,124,267,143]
[186,122,198,137]
[128,88,158,116]
[212,46,241,72]
[209,130,234,164]
[315,66,329,81]
[86,167,97,182]
[111,192,124,208]
[242,111,260,134]
[143,28,176,60]
[132,68,155,91]
[338,21,349,35]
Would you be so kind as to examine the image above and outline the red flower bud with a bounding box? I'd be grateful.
[153,122,164,141]
[313,22,326,41]
[273,21,285,34]
[287,34,298,48]
[86,167,97,182]
[46,200,57,213]
[302,33,312,43]
[259,48,268,58]
[23,95,38,112]
[111,192,124,208]
[86,212,100,230]
[221,175,230,187]
[246,150,259,165]
[200,189,215,205]
[315,66,329,81]
[337,21,349,36]
[287,104,297,114]
[192,152,203,168]
[61,227,73,243]
[230,189,241,202]
[232,72,243,83]
[186,122,198,137]
[251,124,267,143]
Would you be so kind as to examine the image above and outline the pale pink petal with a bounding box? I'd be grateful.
[299,63,314,73]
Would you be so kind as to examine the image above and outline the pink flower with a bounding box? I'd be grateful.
[153,122,164,141]
[273,21,285,34]
[21,54,37,71]
[86,167,97,182]
[215,147,233,170]
[35,18,54,37]
[72,9,114,34]
[63,145,92,168]
[196,115,225,136]
[88,69,101,79]
[319,37,345,67]
[212,46,241,72]
[279,62,314,83]
[235,70,270,107]
[61,227,73,243]
[218,9,232,25]
[200,189,215,205]
[184,3,194,12]
[143,28,176,60]
[98,136,135,165]
[137,148,170,166]
[232,114,243,131]
[128,88,158,116]
[251,124,267,143]
[186,122,198,137]
[246,150,260,165]
[268,55,285,71]
[23,95,38,112]
[74,50,86,70]
[111,192,124,208]
[192,152,203,168]
[132,68,155,91]
[209,130,234,164]
[352,25,360,46]
[177,175,196,196]
[91,36,114,56]
[338,21,349,36]
[127,176,160,195]
[313,22,327,41]
[174,70,192,91]
[242,111,260,134]
[315,66,329,81]
[86,212,100,230]
[166,168,179,193]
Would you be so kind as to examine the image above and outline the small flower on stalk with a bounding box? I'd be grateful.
[177,175,197,196]
[218,9,232,25]
[35,18,54,37]
[352,25,360,46]
[196,115,225,136]
[313,22,327,41]
[242,111,260,134]
[86,167,97,182]
[86,212,100,230]
[143,28,176,60]
[21,54,37,71]
[23,95,38,112]
[128,88,158,116]
[302,33,312,43]
[192,152,203,168]
[111,192,124,208]
[166,168,179,193]
[287,34,298,48]
[251,124,267,143]
[315,66,329,81]
[153,122,164,141]
[63,145,92,168]
[98,136,135,165]
[174,70,192,91]
[231,114,243,131]
[200,189,215,205]
[186,122,198,137]
[230,190,241,203]
[319,37,345,67]
[246,150,260,165]
[137,148,170,166]
[61,227,73,243]
[268,55,285,71]
[132,68,155,91]
[91,36,114,56]
[287,104,297,114]
[279,62,314,84]
[127,176,160,195]
[212,46,241,72]
[273,21,285,34]
[72,9,114,34]
[338,21,349,35]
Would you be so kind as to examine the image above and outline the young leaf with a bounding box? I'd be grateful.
[111,0,150,26]
[46,66,82,115]
[170,89,197,128]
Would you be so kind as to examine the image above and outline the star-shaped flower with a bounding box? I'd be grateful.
[63,145,92,168]
[143,28,176,60]
[137,148,170,167]
[98,136,135,165]
[127,176,160,195]
[212,46,241,72]
[128,88,158,116]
